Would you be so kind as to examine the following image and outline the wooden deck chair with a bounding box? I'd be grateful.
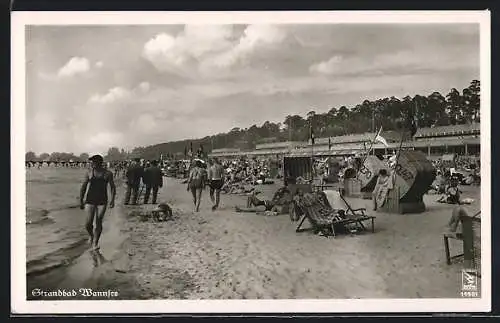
[443,211,481,266]
[443,232,464,265]
[336,188,376,233]
[294,193,338,237]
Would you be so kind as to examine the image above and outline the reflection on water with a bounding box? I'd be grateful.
[90,249,108,268]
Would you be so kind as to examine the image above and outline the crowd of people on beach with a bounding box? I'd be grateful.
[29,148,481,250]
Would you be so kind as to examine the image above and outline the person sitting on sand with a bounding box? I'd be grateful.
[80,154,116,250]
[235,185,292,214]
[187,160,206,212]
[437,179,462,204]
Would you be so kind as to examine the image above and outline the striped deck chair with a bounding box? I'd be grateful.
[294,192,338,237]
[294,192,365,237]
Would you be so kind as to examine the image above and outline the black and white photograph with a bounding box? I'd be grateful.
[11,11,491,313]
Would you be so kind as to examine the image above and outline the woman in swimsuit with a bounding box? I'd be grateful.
[80,155,116,250]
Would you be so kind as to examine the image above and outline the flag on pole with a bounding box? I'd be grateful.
[374,127,389,147]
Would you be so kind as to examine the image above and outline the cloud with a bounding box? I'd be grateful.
[310,48,478,77]
[309,55,343,74]
[95,61,104,68]
[88,86,132,104]
[57,57,91,77]
[142,25,234,77]
[143,24,288,77]
[138,81,150,93]
[203,25,287,70]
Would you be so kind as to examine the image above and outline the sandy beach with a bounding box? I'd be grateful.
[27,177,481,300]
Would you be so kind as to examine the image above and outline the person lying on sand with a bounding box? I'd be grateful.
[235,185,292,215]
[128,203,173,222]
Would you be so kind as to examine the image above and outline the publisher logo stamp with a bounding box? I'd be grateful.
[461,268,479,297]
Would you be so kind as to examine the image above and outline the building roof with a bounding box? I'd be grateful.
[211,148,241,153]
[414,123,480,138]
[255,141,307,150]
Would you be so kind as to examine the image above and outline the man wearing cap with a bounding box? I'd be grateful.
[143,160,163,204]
[124,158,144,205]
[80,154,116,250]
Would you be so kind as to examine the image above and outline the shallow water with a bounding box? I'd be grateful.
[26,167,92,275]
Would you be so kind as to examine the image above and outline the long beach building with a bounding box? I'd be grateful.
[208,123,480,159]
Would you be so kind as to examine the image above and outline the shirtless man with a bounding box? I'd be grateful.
[80,154,116,250]
[208,158,225,211]
[187,160,206,212]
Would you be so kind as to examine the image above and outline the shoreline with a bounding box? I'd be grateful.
[26,178,481,300]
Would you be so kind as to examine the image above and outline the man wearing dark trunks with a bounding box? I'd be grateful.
[187,160,206,212]
[208,158,224,211]
[80,154,116,250]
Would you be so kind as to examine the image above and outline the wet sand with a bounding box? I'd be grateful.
[27,179,481,300]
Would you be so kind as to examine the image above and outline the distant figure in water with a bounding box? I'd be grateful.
[80,154,116,250]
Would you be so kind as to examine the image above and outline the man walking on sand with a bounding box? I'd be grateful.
[208,158,225,211]
[144,160,163,204]
[80,154,116,250]
[124,158,143,205]
[187,159,206,212]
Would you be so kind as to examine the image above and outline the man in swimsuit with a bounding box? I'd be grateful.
[208,158,225,211]
[79,154,116,250]
[187,160,206,212]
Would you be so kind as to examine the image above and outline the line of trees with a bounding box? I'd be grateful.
[27,80,480,162]
[134,80,480,159]
[25,151,90,162]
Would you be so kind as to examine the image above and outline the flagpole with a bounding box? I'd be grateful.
[361,126,381,167]
[310,121,314,184]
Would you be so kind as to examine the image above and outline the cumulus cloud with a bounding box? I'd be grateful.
[309,55,343,74]
[138,81,150,93]
[142,25,234,76]
[57,57,91,77]
[88,86,131,104]
[143,24,288,77]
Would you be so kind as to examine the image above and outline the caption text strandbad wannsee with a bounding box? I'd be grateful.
[31,288,119,298]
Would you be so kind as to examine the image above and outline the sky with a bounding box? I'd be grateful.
[25,23,479,155]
